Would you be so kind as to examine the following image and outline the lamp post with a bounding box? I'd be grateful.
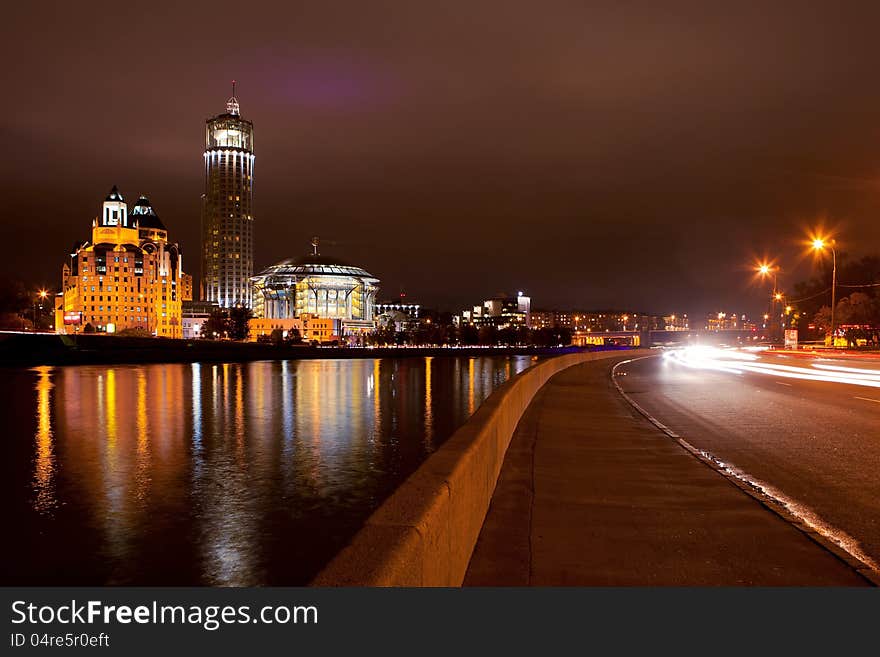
[812,238,837,346]
[757,264,781,343]
[774,291,784,337]
[33,289,48,333]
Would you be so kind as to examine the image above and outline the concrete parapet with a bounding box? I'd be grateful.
[312,348,646,586]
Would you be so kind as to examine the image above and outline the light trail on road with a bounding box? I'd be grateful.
[616,350,880,578]
[662,346,880,388]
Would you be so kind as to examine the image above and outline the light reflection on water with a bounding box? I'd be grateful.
[2,355,535,585]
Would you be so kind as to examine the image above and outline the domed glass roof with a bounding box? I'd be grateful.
[255,254,378,281]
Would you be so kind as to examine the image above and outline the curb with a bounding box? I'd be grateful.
[611,355,880,587]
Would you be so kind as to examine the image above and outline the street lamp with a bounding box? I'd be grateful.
[811,237,837,346]
[756,263,781,342]
[33,289,48,333]
[773,291,785,335]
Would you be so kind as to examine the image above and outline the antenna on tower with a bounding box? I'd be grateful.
[311,236,320,256]
[226,79,240,115]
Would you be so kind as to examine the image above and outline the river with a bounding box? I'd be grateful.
[1,355,536,585]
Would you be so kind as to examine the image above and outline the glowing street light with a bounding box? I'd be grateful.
[33,289,48,333]
[756,262,783,342]
[811,235,838,346]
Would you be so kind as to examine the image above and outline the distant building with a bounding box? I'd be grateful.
[571,311,653,332]
[457,292,531,329]
[530,309,572,330]
[202,85,255,308]
[55,187,191,337]
[572,330,641,347]
[663,313,689,331]
[182,300,216,339]
[376,301,422,333]
[250,239,380,340]
[376,301,421,319]
[706,312,755,331]
[248,314,337,344]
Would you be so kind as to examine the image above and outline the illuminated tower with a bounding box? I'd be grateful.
[201,82,255,307]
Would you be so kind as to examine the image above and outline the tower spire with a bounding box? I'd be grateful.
[311,236,320,256]
[226,79,240,115]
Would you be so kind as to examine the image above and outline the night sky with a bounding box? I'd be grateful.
[4,1,880,317]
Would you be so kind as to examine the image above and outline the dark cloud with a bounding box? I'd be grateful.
[4,1,880,316]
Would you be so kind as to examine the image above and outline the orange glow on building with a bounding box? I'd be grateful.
[248,314,337,343]
[55,187,192,337]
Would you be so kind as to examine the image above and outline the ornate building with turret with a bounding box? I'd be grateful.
[54,186,192,337]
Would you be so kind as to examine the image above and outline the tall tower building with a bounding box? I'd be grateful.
[202,83,255,307]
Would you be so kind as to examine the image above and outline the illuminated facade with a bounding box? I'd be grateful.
[706,312,756,331]
[531,310,572,329]
[202,85,255,308]
[248,315,337,343]
[182,300,216,339]
[663,313,689,331]
[457,292,532,329]
[55,187,192,337]
[251,240,379,337]
[572,330,641,347]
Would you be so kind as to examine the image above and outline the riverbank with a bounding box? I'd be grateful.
[0,331,608,367]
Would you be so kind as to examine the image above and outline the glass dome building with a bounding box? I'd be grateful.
[251,241,380,326]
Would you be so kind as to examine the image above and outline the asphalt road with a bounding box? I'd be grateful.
[616,349,880,570]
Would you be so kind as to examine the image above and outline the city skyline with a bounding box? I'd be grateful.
[5,0,880,621]
[5,2,880,318]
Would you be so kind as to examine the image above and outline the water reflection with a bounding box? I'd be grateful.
[33,367,56,515]
[5,355,534,585]
[424,357,433,450]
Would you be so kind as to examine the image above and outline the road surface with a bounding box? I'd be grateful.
[616,348,880,572]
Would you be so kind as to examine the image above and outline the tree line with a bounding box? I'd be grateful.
[791,254,880,346]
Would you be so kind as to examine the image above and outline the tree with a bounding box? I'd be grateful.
[794,254,880,340]
[0,278,54,330]
[459,324,479,346]
[265,328,285,346]
[117,327,151,338]
[228,306,253,341]
[203,309,228,340]
[478,325,498,345]
[285,327,303,345]
[812,292,880,342]
[837,292,879,325]
[812,306,831,335]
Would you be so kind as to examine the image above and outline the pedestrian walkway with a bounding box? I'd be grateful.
[464,356,870,585]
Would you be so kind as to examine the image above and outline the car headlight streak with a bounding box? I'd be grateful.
[663,347,880,389]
